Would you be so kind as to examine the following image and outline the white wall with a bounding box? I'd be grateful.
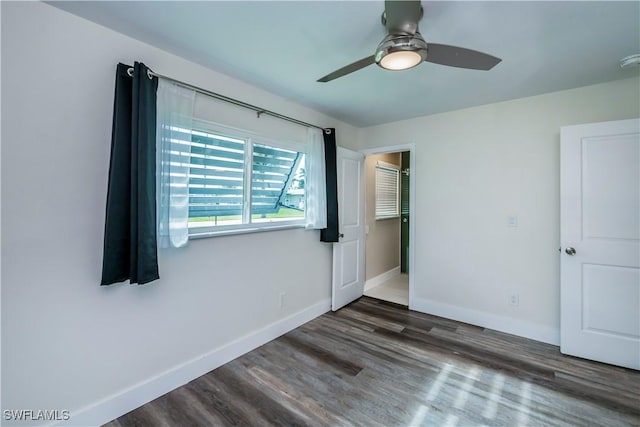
[0,2,357,426]
[358,76,640,344]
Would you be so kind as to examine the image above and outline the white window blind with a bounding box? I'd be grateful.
[185,120,307,234]
[375,161,400,220]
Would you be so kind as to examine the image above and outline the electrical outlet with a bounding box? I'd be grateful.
[509,293,519,307]
[279,292,286,309]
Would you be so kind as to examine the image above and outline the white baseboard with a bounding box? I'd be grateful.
[364,266,401,291]
[410,297,560,346]
[56,299,331,427]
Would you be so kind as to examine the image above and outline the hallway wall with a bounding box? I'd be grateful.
[364,152,401,281]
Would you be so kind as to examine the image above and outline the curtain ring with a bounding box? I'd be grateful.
[126,67,153,80]
[324,128,332,134]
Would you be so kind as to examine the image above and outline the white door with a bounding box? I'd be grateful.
[332,147,365,311]
[560,118,640,369]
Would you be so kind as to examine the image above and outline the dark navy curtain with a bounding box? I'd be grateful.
[321,128,340,242]
[101,62,160,285]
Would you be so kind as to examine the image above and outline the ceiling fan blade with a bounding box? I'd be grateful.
[317,55,376,82]
[425,43,502,70]
[384,0,422,34]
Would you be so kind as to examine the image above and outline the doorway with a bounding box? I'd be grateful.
[362,147,413,306]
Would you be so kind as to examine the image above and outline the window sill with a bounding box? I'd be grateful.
[188,222,306,239]
[375,215,400,221]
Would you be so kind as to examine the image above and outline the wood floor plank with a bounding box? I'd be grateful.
[256,339,410,426]
[106,296,640,427]
[278,334,363,377]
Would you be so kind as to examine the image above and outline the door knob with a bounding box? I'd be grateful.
[565,247,576,256]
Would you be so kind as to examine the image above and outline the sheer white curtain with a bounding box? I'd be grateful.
[305,127,327,229]
[156,79,196,248]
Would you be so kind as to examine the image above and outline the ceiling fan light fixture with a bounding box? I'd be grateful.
[379,51,423,70]
[375,33,428,71]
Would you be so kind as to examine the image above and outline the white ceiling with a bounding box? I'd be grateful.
[50,1,640,127]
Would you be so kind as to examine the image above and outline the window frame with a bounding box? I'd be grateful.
[186,119,307,238]
[375,160,400,220]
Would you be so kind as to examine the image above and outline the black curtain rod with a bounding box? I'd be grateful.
[127,67,329,133]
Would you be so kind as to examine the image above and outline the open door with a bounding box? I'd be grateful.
[560,118,640,369]
[331,147,365,311]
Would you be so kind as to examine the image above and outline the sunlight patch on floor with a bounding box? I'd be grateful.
[426,363,453,401]
[444,414,459,426]
[409,404,430,426]
[454,366,480,409]
[483,372,505,419]
[517,381,532,426]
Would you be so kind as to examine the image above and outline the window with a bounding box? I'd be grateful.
[184,121,306,234]
[375,161,400,220]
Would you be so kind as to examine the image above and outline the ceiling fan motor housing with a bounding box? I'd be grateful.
[375,32,428,70]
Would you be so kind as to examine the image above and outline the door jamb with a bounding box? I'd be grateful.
[360,144,416,308]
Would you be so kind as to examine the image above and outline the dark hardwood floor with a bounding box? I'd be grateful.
[105,297,640,427]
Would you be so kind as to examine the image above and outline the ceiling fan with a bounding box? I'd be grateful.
[317,0,502,83]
